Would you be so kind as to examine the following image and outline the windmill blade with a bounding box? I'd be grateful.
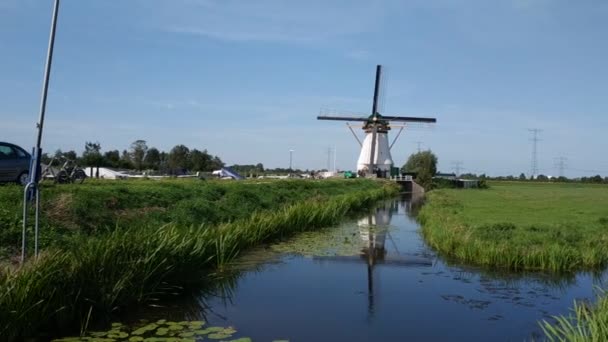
[382,116,437,123]
[317,116,368,122]
[371,64,382,116]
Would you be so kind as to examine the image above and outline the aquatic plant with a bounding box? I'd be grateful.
[52,319,251,342]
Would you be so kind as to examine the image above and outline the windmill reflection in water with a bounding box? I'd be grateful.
[314,201,432,317]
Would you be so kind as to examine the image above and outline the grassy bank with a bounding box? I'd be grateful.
[0,179,398,340]
[0,178,385,259]
[418,182,608,272]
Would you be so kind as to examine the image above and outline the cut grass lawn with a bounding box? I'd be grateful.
[419,181,608,272]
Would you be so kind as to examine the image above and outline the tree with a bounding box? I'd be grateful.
[401,150,437,189]
[82,141,103,167]
[130,140,148,171]
[168,145,190,171]
[209,156,224,171]
[144,147,161,170]
[519,173,526,180]
[590,175,603,183]
[103,150,120,168]
[120,149,133,169]
[190,149,211,171]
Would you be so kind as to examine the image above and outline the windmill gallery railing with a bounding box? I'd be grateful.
[390,175,413,182]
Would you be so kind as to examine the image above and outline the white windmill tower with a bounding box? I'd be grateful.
[318,65,436,177]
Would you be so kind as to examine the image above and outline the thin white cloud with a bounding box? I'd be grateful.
[149,0,389,44]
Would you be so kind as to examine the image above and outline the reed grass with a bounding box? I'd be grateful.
[0,181,398,340]
[0,178,384,259]
[541,292,608,342]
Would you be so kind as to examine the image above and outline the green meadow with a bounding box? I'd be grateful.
[419,181,608,272]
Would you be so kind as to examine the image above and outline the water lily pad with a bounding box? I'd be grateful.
[168,324,184,331]
[128,337,144,342]
[90,332,108,337]
[111,323,123,328]
[194,329,211,335]
[206,327,225,332]
[107,332,128,339]
[179,332,195,338]
[156,328,169,336]
[156,319,167,325]
[132,323,158,335]
[223,327,237,335]
[227,338,252,342]
[208,333,232,340]
[188,321,205,329]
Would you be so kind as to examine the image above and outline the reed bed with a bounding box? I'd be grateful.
[0,182,397,340]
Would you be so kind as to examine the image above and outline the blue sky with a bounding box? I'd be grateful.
[1,0,607,176]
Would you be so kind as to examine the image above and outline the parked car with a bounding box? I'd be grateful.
[0,142,31,185]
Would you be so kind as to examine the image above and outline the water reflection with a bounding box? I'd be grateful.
[314,199,432,318]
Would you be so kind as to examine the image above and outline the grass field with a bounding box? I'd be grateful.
[0,179,398,340]
[419,181,608,272]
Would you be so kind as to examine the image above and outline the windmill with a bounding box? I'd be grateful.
[317,65,437,177]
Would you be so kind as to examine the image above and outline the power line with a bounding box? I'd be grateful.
[554,156,567,178]
[528,129,542,178]
[451,161,463,176]
[415,141,423,153]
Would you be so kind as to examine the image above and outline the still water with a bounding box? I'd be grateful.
[141,195,607,341]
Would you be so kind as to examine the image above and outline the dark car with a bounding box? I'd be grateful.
[0,142,31,185]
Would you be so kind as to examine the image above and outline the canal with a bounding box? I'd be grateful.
[114,195,608,341]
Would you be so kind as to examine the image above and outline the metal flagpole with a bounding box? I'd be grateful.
[22,0,61,264]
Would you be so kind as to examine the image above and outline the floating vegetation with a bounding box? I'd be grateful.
[270,221,391,257]
[52,320,250,342]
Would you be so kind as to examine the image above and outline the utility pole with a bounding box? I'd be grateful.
[289,149,294,171]
[333,146,337,172]
[22,0,61,264]
[528,129,542,179]
[327,147,332,171]
[452,161,463,177]
[415,141,423,153]
[554,156,567,178]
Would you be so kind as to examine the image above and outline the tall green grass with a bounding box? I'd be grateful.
[0,178,384,259]
[0,182,398,340]
[418,182,608,272]
[542,293,608,341]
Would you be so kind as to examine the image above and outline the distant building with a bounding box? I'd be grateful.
[434,173,457,180]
